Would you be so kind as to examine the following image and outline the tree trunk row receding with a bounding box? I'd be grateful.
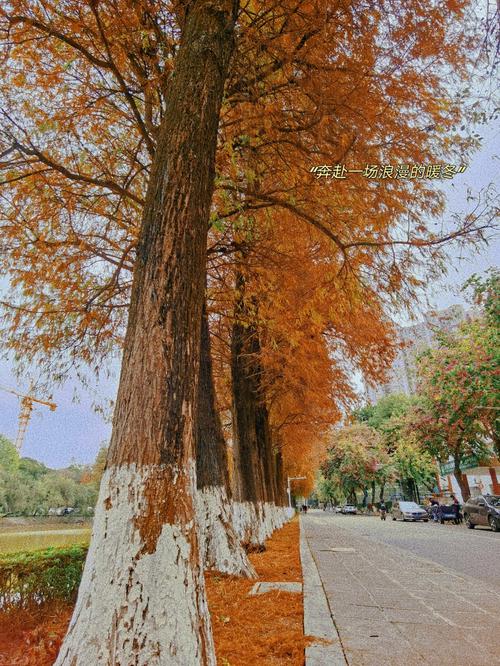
[56,3,239,664]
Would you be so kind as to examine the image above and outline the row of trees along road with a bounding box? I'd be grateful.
[0,436,105,516]
[318,395,437,506]
[320,272,499,505]
[0,1,497,663]
[410,271,500,500]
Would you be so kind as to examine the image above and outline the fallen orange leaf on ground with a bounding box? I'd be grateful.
[0,517,305,665]
[206,517,306,666]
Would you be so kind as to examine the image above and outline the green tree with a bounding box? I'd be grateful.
[18,457,49,480]
[0,434,19,472]
[355,394,415,434]
[0,447,101,515]
[460,270,500,455]
[315,474,343,506]
[0,469,37,515]
[354,395,430,500]
[392,434,438,493]
[321,423,390,505]
[409,276,499,501]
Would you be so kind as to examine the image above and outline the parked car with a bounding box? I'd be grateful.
[463,495,500,532]
[48,506,76,516]
[340,504,357,514]
[391,501,429,522]
[427,503,456,523]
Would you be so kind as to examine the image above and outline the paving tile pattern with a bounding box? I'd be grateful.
[302,513,500,666]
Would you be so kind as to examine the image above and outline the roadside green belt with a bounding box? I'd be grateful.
[0,545,88,610]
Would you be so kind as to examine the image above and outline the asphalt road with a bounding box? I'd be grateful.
[321,512,500,590]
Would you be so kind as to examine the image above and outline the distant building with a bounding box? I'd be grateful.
[364,304,470,403]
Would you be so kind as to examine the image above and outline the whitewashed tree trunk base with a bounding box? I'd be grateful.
[269,504,286,531]
[232,501,263,548]
[232,502,293,550]
[276,505,291,527]
[55,465,215,666]
[259,502,275,541]
[196,487,256,578]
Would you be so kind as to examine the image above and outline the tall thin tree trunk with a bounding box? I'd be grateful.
[275,449,285,505]
[272,447,289,527]
[230,273,277,547]
[453,454,471,501]
[231,316,264,548]
[255,399,284,531]
[196,304,255,577]
[56,3,237,664]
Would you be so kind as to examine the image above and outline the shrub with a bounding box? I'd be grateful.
[0,545,87,610]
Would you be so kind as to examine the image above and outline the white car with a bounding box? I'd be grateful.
[340,504,357,515]
[391,501,429,522]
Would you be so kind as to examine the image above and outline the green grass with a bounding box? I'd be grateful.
[0,527,91,554]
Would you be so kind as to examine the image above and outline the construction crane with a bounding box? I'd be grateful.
[0,384,56,452]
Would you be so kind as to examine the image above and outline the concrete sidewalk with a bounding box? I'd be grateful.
[300,512,500,666]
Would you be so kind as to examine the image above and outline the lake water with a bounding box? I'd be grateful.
[0,528,91,554]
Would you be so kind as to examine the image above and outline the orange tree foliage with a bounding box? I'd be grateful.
[0,1,496,482]
[0,0,493,363]
[206,0,493,484]
[207,218,399,493]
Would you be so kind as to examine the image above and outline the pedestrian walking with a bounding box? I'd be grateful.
[379,501,387,521]
[451,494,461,525]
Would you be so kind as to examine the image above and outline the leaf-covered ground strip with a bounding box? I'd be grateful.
[0,517,304,665]
[206,517,306,666]
[0,602,72,666]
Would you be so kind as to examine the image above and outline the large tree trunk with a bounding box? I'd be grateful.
[56,4,237,664]
[230,274,277,547]
[196,305,255,577]
[255,399,285,532]
[231,316,265,548]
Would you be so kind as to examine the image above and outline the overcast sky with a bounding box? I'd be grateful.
[1,124,498,468]
[417,124,499,314]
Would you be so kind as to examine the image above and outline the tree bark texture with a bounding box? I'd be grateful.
[274,449,287,506]
[197,305,230,492]
[56,3,238,664]
[196,304,255,577]
[454,467,471,502]
[230,273,282,546]
[231,275,271,505]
